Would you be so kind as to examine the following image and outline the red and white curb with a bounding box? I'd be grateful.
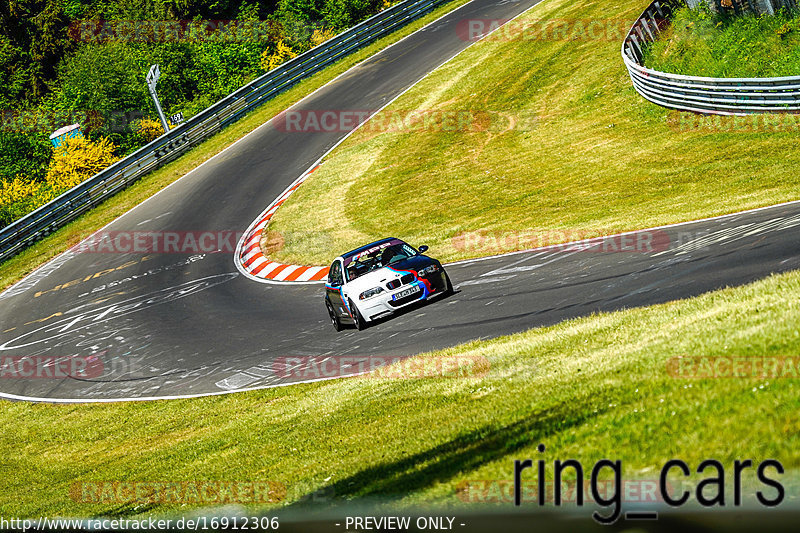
[235,165,330,284]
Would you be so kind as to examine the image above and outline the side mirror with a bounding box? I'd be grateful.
[418,245,429,254]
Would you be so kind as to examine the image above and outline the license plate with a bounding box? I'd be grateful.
[393,285,421,300]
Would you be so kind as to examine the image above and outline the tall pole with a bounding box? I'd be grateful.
[146,64,170,133]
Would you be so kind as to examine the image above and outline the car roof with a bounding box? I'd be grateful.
[341,237,401,259]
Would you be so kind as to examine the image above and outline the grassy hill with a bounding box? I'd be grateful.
[266,0,800,266]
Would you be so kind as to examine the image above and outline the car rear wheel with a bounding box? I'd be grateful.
[349,299,366,331]
[326,300,342,332]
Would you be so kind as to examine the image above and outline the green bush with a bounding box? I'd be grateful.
[0,131,52,183]
[190,41,264,98]
[46,42,153,129]
[644,6,800,77]
[322,0,384,30]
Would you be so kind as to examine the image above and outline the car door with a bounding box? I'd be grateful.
[325,259,347,318]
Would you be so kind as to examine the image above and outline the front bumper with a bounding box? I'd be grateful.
[358,270,448,321]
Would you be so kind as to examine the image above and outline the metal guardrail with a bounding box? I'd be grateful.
[0,0,450,263]
[622,0,800,115]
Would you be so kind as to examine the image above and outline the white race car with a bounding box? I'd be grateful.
[324,238,453,331]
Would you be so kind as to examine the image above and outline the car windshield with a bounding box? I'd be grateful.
[344,242,418,282]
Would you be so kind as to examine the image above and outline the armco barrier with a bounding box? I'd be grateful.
[0,0,450,263]
[622,0,800,115]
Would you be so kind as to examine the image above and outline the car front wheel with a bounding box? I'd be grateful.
[348,299,366,331]
[326,300,342,332]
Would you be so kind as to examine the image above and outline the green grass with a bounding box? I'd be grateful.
[645,6,800,78]
[266,0,800,267]
[1,269,799,518]
[0,0,472,292]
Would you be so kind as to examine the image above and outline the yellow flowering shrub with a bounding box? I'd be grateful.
[260,40,298,71]
[135,117,165,143]
[45,135,117,190]
[1,135,119,226]
[0,177,46,210]
[311,28,337,47]
[0,176,57,226]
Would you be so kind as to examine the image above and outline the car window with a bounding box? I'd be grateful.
[381,243,417,265]
[346,256,374,282]
[329,261,343,286]
[344,242,418,281]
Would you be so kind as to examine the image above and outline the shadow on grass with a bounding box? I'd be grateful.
[290,394,609,506]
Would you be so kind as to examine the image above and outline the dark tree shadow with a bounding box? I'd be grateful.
[290,396,610,506]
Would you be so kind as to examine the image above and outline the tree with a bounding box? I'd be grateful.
[322,0,383,30]
[0,131,52,183]
[2,0,74,103]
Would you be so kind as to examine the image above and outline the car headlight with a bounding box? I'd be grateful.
[359,286,384,300]
[418,264,440,276]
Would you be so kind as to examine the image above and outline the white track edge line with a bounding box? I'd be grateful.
[0,371,373,404]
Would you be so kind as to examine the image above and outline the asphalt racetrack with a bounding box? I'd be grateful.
[1,0,799,402]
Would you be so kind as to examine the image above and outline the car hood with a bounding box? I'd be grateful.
[385,255,436,273]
